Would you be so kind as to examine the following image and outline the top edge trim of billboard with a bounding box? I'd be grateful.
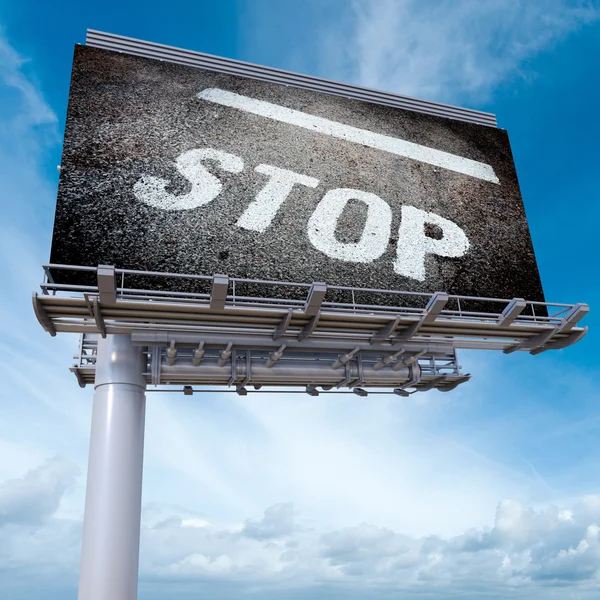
[85,29,498,128]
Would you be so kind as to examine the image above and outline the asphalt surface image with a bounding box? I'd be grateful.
[50,45,546,310]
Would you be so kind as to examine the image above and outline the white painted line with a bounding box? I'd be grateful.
[198,88,500,184]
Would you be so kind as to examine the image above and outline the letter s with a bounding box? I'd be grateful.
[133,148,244,211]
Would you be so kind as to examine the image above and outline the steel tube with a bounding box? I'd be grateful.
[160,359,411,383]
[78,335,146,600]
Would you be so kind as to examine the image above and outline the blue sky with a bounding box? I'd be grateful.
[1,1,599,598]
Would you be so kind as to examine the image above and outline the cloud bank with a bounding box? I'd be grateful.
[2,459,600,598]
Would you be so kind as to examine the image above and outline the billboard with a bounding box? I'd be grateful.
[50,44,545,308]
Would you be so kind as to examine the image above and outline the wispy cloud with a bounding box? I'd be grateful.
[319,0,598,105]
[0,29,56,127]
[0,29,59,229]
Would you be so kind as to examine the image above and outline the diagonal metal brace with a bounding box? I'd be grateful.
[298,312,320,341]
[370,315,403,344]
[273,309,293,340]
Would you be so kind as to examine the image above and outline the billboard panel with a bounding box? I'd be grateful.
[50,45,545,308]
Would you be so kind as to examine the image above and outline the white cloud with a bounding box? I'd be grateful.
[3,458,600,597]
[318,0,598,105]
[242,503,296,539]
[0,457,79,526]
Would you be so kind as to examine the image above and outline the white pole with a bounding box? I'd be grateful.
[78,335,147,600]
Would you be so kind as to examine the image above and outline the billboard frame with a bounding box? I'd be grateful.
[85,29,497,127]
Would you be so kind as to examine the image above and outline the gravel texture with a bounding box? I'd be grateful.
[50,46,546,312]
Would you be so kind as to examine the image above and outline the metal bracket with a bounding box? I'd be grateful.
[32,293,56,337]
[422,292,449,324]
[192,342,205,366]
[391,349,426,370]
[331,347,360,369]
[304,282,327,316]
[91,297,107,338]
[437,374,471,391]
[228,350,238,386]
[266,344,286,368]
[298,312,320,341]
[239,350,252,387]
[97,265,117,304]
[530,326,588,355]
[393,292,448,342]
[218,342,233,367]
[559,303,590,332]
[498,298,526,327]
[273,309,293,340]
[506,303,590,354]
[69,366,86,388]
[150,345,161,386]
[396,363,422,389]
[166,340,177,366]
[350,354,365,388]
[336,362,351,389]
[372,348,405,371]
[370,315,403,344]
[210,274,229,310]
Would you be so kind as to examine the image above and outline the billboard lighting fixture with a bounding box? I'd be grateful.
[183,385,193,396]
[266,344,286,368]
[331,346,360,369]
[235,385,248,396]
[392,350,427,370]
[166,340,177,366]
[373,348,406,371]
[192,341,205,366]
[306,385,319,396]
[217,342,233,366]
[353,388,368,397]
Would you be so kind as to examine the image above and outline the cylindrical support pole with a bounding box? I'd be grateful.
[78,335,147,600]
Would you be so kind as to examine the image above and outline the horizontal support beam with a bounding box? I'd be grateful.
[131,331,454,355]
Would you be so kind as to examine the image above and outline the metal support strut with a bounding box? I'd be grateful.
[78,335,146,600]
